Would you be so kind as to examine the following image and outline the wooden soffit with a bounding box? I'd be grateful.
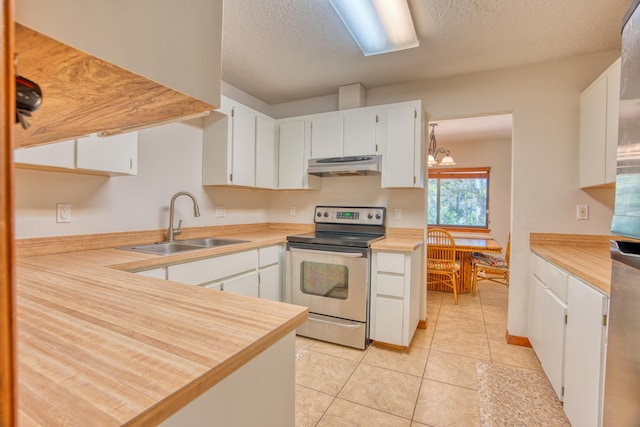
[13,23,216,148]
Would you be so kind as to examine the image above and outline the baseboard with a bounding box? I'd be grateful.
[505,330,532,347]
[418,320,427,329]
[372,341,406,352]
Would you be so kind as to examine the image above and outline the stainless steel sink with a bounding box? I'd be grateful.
[118,242,203,255]
[179,238,250,247]
[117,238,250,255]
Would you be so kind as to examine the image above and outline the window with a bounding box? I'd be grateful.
[428,167,490,229]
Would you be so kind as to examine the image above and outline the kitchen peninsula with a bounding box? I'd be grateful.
[15,227,308,426]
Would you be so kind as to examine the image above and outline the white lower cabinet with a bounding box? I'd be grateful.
[147,245,282,301]
[370,248,421,347]
[563,276,608,427]
[259,245,283,301]
[222,271,259,297]
[529,252,609,426]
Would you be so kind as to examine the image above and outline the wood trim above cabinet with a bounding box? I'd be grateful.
[13,24,215,148]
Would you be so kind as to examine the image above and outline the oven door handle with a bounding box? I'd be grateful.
[288,247,365,258]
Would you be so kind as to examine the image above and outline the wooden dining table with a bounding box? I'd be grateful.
[427,231,503,294]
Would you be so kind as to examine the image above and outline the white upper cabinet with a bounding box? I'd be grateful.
[309,108,378,158]
[231,103,258,187]
[256,116,278,189]
[14,132,138,176]
[203,96,277,188]
[381,101,424,188]
[343,108,378,156]
[579,58,621,188]
[76,133,138,175]
[310,115,343,158]
[278,119,321,190]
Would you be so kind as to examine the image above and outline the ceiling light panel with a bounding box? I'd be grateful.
[329,0,419,56]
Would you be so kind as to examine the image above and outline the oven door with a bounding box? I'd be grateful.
[286,243,369,322]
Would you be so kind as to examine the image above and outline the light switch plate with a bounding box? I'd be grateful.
[56,203,71,223]
[215,206,225,218]
[393,208,402,220]
[290,206,296,216]
[577,204,589,220]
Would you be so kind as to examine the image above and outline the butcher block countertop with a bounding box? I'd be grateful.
[15,226,309,426]
[529,233,615,295]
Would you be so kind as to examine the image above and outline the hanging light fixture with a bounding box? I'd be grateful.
[427,123,456,167]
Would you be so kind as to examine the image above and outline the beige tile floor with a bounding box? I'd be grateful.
[294,280,544,427]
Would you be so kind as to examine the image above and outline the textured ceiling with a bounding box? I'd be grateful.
[221,0,629,106]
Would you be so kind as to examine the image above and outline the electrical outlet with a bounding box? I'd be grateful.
[56,203,71,223]
[393,208,402,220]
[577,204,589,220]
[290,206,296,216]
[215,206,225,218]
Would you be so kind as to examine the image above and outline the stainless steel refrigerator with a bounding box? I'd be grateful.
[604,0,640,425]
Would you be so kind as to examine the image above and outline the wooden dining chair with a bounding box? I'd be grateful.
[427,228,459,304]
[471,234,510,296]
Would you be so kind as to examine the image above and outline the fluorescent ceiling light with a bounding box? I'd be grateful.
[329,0,419,56]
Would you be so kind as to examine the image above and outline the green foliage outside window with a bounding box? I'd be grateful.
[428,174,488,228]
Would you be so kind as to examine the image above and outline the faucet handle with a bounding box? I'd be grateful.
[174,219,183,236]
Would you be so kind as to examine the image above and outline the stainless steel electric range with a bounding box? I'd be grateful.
[285,206,386,349]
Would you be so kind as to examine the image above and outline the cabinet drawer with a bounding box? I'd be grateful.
[168,250,258,285]
[376,252,405,274]
[376,274,404,298]
[259,245,280,267]
[530,253,547,282]
[546,262,568,302]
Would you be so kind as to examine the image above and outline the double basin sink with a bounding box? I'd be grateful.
[118,238,250,255]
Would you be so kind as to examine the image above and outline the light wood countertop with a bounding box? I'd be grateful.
[16,225,427,425]
[16,228,308,426]
[530,233,614,295]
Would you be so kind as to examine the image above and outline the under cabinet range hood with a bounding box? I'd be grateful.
[307,155,382,177]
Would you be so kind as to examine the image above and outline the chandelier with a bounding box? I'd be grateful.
[427,123,456,167]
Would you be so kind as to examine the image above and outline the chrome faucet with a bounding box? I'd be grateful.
[167,191,200,242]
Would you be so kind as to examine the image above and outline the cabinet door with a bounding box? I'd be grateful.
[310,115,343,158]
[259,264,281,301]
[230,103,256,187]
[563,277,608,427]
[373,296,404,346]
[167,250,258,286]
[343,109,377,156]
[541,288,567,401]
[528,273,546,354]
[255,116,277,189]
[14,139,76,169]
[278,120,306,189]
[223,271,259,298]
[382,104,420,188]
[76,132,138,175]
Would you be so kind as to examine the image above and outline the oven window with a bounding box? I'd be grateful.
[300,261,348,300]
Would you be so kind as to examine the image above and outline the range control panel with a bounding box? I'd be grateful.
[314,206,386,226]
